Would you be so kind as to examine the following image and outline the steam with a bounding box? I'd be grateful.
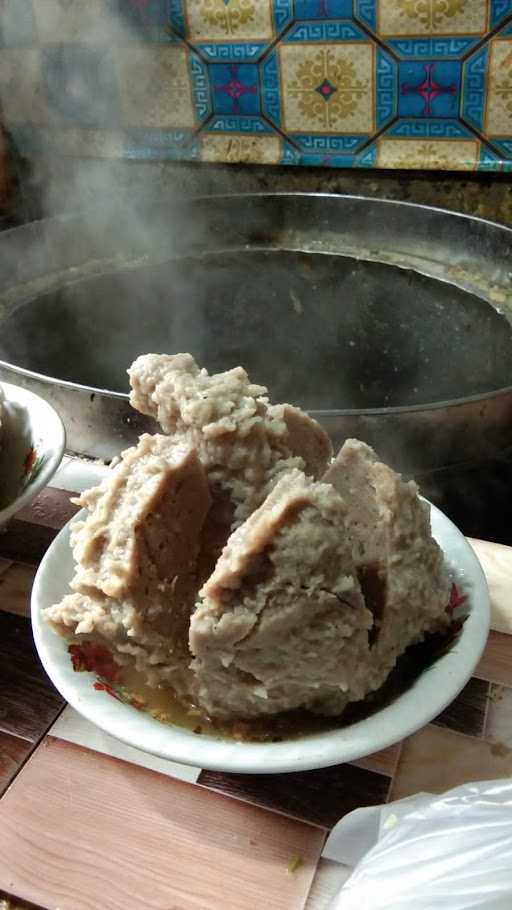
[1,1,227,215]
[0,0,210,385]
[2,2,512,542]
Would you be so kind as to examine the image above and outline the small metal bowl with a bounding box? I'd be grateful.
[0,381,66,526]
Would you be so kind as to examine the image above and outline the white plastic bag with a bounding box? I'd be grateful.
[325,779,512,909]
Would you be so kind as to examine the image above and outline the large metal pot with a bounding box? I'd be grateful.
[1,193,512,540]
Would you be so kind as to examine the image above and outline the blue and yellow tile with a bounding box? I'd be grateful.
[377,0,487,38]
[376,47,398,127]
[295,0,353,18]
[209,62,260,115]
[462,43,489,131]
[491,0,512,28]
[398,61,461,118]
[115,44,196,128]
[489,0,512,29]
[279,41,375,136]
[115,0,182,42]
[377,135,479,170]
[185,0,274,41]
[3,0,512,169]
[485,36,512,137]
[182,0,279,61]
[479,144,504,169]
[201,128,282,164]
[377,117,480,169]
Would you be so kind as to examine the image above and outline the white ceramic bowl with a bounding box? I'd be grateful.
[32,503,490,774]
[0,381,66,526]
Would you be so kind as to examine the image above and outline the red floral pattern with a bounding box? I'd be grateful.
[94,680,120,699]
[22,446,47,487]
[69,642,120,682]
[447,582,467,616]
[68,643,145,710]
[23,447,37,475]
[69,582,468,713]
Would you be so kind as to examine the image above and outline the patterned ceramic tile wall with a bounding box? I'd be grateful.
[3,0,512,169]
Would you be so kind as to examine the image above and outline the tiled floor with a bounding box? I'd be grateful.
[389,724,512,801]
[1,461,512,909]
[475,630,512,687]
[0,611,64,741]
[432,676,489,738]
[0,733,31,796]
[1,738,324,910]
[198,762,391,831]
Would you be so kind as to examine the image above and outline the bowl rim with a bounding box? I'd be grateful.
[0,380,66,524]
[31,501,491,774]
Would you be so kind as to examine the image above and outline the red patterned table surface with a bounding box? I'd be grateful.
[1,457,511,910]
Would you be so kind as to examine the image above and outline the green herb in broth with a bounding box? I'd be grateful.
[287,856,304,874]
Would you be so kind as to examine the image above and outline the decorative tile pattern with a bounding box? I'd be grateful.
[209,62,260,115]
[376,136,479,169]
[398,61,461,117]
[185,0,275,43]
[116,0,184,43]
[3,0,512,168]
[486,36,512,135]
[377,0,488,37]
[297,1,352,19]
[279,41,374,135]
[491,0,512,29]
[116,45,196,128]
[201,129,282,162]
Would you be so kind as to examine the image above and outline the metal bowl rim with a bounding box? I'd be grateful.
[3,191,512,416]
[2,357,511,418]
[4,190,512,236]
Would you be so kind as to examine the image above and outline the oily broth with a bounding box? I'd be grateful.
[118,665,326,742]
[117,623,459,743]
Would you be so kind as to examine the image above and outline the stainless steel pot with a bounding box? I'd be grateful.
[1,193,512,539]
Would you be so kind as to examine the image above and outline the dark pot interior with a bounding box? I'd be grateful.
[2,250,512,409]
